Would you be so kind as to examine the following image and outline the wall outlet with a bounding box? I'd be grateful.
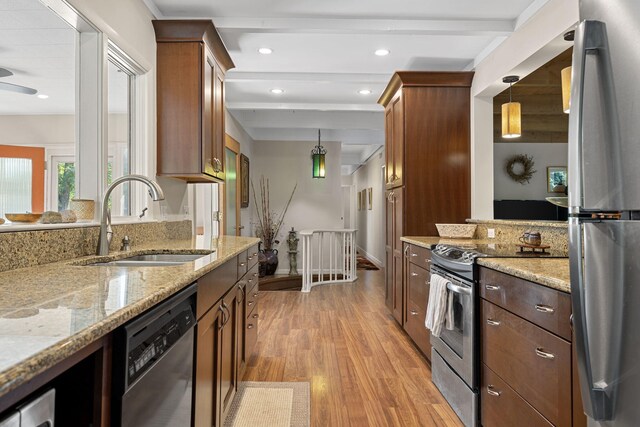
[487,228,496,239]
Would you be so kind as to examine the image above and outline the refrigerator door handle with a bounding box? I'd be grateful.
[570,219,614,421]
[568,19,623,213]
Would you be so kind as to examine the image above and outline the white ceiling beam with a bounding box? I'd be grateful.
[225,71,391,84]
[228,110,384,131]
[226,102,383,112]
[214,17,515,36]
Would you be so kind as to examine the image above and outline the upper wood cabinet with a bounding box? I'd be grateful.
[378,71,474,236]
[153,20,235,183]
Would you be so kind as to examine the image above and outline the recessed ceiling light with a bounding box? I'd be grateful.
[270,88,284,94]
[358,89,372,95]
[375,49,390,56]
[37,94,49,99]
[258,47,273,55]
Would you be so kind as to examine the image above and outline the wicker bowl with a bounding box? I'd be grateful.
[69,199,95,221]
[435,224,477,239]
[5,213,42,223]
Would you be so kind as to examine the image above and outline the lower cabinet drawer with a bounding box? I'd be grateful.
[246,287,259,313]
[481,364,553,427]
[482,300,571,427]
[407,262,429,309]
[403,300,430,359]
[245,308,258,357]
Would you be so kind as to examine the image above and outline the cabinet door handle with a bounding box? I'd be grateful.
[535,304,555,314]
[404,245,410,258]
[486,319,501,326]
[410,310,418,316]
[487,385,501,397]
[485,284,500,291]
[252,313,259,319]
[219,304,228,329]
[535,348,556,360]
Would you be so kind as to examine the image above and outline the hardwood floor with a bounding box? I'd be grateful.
[243,269,463,426]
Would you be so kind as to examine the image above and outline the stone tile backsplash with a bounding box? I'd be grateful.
[0,221,192,273]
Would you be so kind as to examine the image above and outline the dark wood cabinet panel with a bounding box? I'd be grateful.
[404,87,471,237]
[384,107,393,187]
[479,266,572,341]
[481,363,554,427]
[385,188,404,324]
[482,300,572,427]
[194,301,223,427]
[390,93,404,189]
[197,259,237,319]
[153,20,233,183]
[385,247,393,311]
[219,289,238,424]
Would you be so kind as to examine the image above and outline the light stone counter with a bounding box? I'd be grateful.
[0,235,260,399]
[401,236,570,293]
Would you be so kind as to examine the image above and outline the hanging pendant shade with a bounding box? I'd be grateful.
[501,75,521,139]
[311,129,327,178]
[561,66,572,114]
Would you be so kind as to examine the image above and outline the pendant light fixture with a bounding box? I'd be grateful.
[311,129,327,178]
[561,30,575,114]
[501,75,521,139]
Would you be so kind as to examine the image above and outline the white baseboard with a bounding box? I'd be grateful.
[356,246,383,268]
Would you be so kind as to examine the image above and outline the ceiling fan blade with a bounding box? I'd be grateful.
[0,68,13,78]
[0,82,38,95]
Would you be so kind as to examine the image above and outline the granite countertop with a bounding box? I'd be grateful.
[0,235,260,399]
[401,236,570,293]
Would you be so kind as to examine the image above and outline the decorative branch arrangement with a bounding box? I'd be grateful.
[251,176,297,250]
[505,154,537,184]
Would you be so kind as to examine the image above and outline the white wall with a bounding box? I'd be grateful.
[470,0,579,219]
[226,111,255,236]
[251,139,343,272]
[494,143,568,200]
[351,148,385,266]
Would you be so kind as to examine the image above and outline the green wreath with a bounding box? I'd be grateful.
[505,154,536,184]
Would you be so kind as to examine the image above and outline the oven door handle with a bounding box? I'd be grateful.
[447,282,471,296]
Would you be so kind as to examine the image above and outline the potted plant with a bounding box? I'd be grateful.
[252,176,297,277]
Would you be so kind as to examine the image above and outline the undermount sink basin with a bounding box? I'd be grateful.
[85,252,213,267]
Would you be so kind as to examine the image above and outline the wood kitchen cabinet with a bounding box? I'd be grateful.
[380,72,473,325]
[153,20,235,183]
[478,266,586,427]
[194,252,259,427]
[403,243,432,360]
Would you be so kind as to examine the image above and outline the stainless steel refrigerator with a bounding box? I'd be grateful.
[569,1,640,426]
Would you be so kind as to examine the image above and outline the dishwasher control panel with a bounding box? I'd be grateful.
[127,306,195,385]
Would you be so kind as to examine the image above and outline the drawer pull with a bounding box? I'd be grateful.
[253,293,259,298]
[426,259,432,264]
[487,385,501,397]
[535,348,556,360]
[535,304,555,314]
[252,252,258,257]
[485,284,500,291]
[411,253,418,257]
[411,272,419,277]
[247,324,254,329]
[248,278,253,283]
[486,319,501,326]
[252,313,259,319]
[410,310,418,316]
[240,262,246,267]
[253,273,258,278]
[248,301,254,306]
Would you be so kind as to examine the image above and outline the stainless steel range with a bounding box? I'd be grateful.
[428,243,568,427]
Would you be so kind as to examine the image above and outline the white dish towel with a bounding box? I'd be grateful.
[425,274,454,338]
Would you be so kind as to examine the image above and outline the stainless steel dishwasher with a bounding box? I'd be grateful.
[112,284,196,427]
